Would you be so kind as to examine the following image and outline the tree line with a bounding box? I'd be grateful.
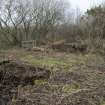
[0,0,67,46]
[0,0,105,54]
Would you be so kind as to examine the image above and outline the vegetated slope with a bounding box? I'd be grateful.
[0,49,105,105]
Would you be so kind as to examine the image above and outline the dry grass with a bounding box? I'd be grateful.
[0,48,105,105]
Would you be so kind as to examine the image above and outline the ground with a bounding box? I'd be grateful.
[0,48,105,105]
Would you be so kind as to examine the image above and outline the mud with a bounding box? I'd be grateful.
[0,60,51,105]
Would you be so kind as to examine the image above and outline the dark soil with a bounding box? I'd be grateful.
[0,60,50,105]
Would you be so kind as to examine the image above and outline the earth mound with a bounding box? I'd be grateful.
[0,60,50,105]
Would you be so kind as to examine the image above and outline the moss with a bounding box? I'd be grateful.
[22,55,70,69]
[34,80,47,86]
[101,101,105,105]
[62,84,80,93]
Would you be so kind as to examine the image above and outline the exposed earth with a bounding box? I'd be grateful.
[0,48,105,105]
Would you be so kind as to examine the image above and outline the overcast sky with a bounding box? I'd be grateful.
[68,0,104,12]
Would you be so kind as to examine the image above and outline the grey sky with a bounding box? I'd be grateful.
[68,0,104,12]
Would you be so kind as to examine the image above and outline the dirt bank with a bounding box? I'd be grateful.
[0,60,50,105]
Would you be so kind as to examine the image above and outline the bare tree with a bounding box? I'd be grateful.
[0,0,68,46]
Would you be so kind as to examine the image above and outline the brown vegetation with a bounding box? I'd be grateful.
[0,1,105,105]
